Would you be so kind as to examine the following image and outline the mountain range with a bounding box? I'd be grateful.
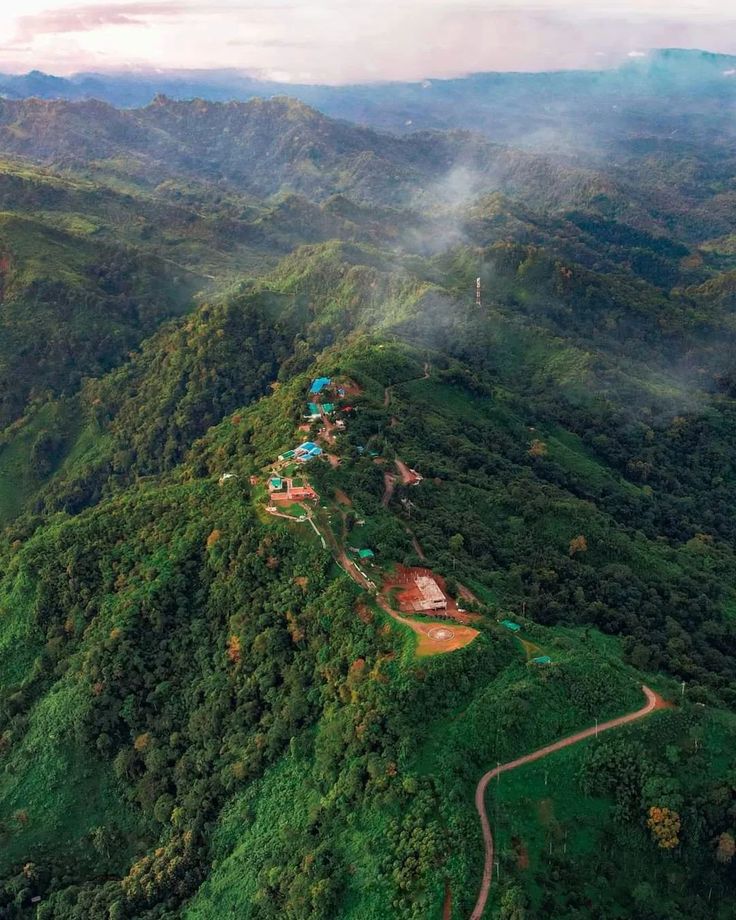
[0,52,735,919]
[2,49,736,148]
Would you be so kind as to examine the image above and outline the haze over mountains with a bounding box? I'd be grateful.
[0,45,735,920]
[1,48,735,149]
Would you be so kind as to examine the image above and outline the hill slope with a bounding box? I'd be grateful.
[0,86,735,919]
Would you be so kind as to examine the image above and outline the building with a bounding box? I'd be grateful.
[399,575,447,613]
[309,377,331,395]
[287,484,318,501]
[268,476,318,503]
[305,402,322,419]
[294,441,323,462]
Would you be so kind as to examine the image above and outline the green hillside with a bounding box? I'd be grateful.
[0,93,735,919]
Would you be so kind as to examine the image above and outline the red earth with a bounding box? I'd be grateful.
[382,565,479,623]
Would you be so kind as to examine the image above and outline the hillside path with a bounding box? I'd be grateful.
[469,685,668,920]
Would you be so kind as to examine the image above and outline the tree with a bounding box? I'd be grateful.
[499,885,528,920]
[716,831,735,864]
[569,535,588,557]
[647,806,681,849]
[528,439,547,457]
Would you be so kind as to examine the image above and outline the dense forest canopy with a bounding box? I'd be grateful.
[0,53,736,918]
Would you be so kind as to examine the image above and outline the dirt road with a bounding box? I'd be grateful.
[469,685,667,920]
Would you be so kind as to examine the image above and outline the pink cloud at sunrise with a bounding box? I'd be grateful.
[1,0,735,82]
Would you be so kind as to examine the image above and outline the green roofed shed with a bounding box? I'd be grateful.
[500,619,521,632]
[321,402,335,413]
[358,549,375,559]
[531,655,552,665]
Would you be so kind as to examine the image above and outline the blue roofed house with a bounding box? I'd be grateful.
[309,377,331,395]
[294,441,323,462]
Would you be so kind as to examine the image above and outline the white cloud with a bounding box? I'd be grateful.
[0,1,735,81]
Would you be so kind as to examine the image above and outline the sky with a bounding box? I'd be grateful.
[1,0,735,83]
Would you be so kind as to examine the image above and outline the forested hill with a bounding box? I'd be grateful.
[2,48,735,149]
[0,94,614,210]
[0,84,736,920]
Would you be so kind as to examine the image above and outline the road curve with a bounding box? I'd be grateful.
[469,685,664,920]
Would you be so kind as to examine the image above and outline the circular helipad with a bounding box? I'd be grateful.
[428,626,455,642]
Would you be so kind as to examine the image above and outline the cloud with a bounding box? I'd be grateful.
[13,3,179,44]
[226,37,308,49]
[3,1,736,82]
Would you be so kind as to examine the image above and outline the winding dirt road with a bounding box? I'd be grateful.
[469,685,667,920]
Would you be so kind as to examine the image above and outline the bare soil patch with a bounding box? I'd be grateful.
[395,458,421,485]
[383,565,479,623]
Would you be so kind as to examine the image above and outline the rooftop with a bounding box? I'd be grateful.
[309,377,331,395]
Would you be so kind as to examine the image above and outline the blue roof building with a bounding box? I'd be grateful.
[309,377,331,395]
[294,441,323,462]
